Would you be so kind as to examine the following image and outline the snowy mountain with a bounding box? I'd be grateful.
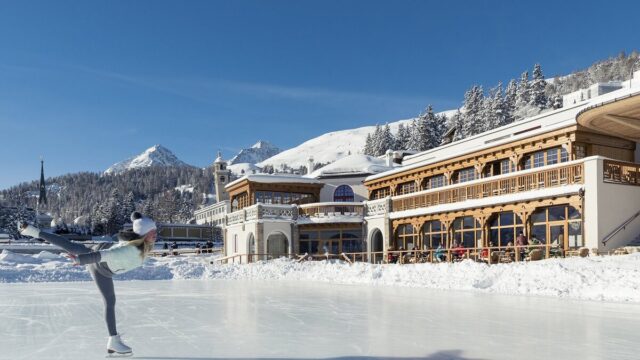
[257,110,456,170]
[104,145,193,174]
[228,141,281,165]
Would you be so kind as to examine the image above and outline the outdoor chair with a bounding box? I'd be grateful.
[526,249,543,261]
[578,247,589,257]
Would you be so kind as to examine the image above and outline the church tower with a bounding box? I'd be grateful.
[38,159,48,209]
[35,159,53,229]
[213,152,231,202]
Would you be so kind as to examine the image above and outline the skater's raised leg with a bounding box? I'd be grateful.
[18,222,91,254]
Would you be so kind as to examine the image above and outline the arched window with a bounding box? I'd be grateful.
[488,212,523,248]
[334,185,355,202]
[394,224,417,250]
[421,220,446,249]
[452,216,481,248]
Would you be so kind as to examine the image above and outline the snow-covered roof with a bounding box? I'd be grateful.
[366,84,640,183]
[228,162,261,176]
[307,154,397,178]
[226,174,323,189]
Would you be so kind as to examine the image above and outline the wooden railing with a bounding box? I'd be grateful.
[212,244,593,266]
[298,203,364,218]
[603,159,640,186]
[392,162,584,212]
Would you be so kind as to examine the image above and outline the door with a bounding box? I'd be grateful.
[549,223,567,256]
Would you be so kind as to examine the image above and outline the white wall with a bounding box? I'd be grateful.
[584,157,640,251]
[319,176,368,202]
[225,222,258,263]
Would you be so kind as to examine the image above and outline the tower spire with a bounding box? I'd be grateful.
[38,158,47,207]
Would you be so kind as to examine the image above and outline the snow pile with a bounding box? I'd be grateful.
[1,249,639,302]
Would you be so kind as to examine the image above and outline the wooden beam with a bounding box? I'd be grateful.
[603,114,640,132]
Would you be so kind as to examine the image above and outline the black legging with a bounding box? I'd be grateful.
[39,232,118,336]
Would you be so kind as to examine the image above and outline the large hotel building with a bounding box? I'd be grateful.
[196,74,640,263]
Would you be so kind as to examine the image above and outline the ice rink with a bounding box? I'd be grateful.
[1,279,638,360]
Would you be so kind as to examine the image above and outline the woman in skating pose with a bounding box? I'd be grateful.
[19,212,157,356]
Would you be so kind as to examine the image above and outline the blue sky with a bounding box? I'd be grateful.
[1,0,639,190]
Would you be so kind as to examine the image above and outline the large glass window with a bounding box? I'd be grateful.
[397,181,417,195]
[371,187,390,200]
[334,185,355,202]
[488,212,524,248]
[255,191,315,205]
[394,224,418,250]
[452,216,481,248]
[523,147,569,170]
[421,220,446,249]
[530,205,583,249]
[453,167,476,184]
[299,228,363,254]
[483,159,514,178]
[424,175,446,190]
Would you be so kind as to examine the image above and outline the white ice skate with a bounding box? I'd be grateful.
[106,334,132,357]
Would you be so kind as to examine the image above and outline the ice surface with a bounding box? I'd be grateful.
[1,280,639,360]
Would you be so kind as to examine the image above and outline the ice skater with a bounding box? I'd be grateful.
[18,212,157,356]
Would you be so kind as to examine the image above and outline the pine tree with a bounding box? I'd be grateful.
[363,133,374,156]
[530,64,548,109]
[485,82,505,130]
[451,110,465,141]
[120,191,136,226]
[395,123,411,150]
[371,124,383,156]
[423,105,442,149]
[504,79,517,124]
[462,85,484,137]
[381,123,395,153]
[515,71,530,113]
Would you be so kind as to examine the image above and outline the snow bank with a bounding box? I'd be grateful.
[1,250,639,302]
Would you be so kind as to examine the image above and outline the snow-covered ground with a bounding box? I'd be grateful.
[1,250,640,302]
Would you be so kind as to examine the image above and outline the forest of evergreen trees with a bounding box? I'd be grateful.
[0,166,215,235]
[363,52,640,156]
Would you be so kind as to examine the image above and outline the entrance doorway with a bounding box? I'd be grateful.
[266,232,289,259]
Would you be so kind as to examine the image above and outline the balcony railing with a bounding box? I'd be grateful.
[603,159,640,186]
[226,204,297,226]
[364,198,389,217]
[298,202,364,218]
[392,161,584,212]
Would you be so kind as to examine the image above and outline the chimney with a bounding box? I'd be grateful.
[307,156,314,175]
[385,150,393,167]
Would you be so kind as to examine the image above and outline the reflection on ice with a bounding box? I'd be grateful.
[0,280,638,360]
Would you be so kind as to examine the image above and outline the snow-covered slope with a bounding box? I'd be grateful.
[257,120,412,169]
[258,110,456,170]
[104,145,192,174]
[229,141,281,165]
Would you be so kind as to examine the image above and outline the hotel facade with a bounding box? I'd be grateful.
[198,75,640,263]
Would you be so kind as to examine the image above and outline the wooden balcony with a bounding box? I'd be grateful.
[392,161,584,212]
[603,159,640,186]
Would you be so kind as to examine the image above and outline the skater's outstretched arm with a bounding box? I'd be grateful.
[18,222,91,255]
